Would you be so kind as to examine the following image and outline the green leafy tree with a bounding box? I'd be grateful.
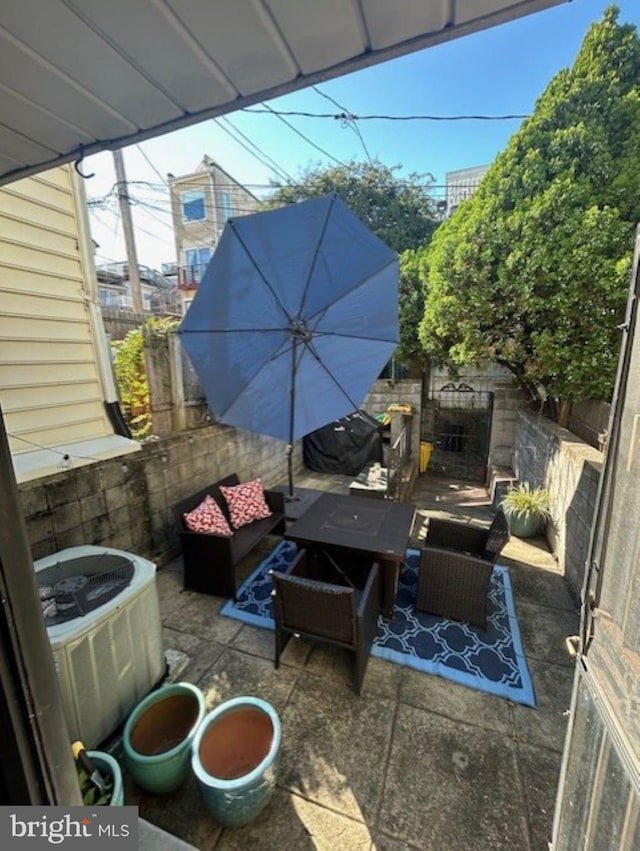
[262,159,439,254]
[419,7,639,422]
[397,247,430,370]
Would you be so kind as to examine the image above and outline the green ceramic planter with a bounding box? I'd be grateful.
[85,751,124,806]
[123,682,205,795]
[507,511,545,538]
[191,697,281,828]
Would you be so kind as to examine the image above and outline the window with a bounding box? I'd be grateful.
[183,247,212,285]
[222,190,233,222]
[181,189,206,222]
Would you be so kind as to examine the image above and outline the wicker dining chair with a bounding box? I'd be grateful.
[271,548,380,695]
[424,509,510,564]
[417,546,494,630]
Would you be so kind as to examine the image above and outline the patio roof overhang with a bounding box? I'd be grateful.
[0,0,567,187]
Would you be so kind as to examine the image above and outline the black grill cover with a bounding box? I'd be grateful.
[303,410,383,475]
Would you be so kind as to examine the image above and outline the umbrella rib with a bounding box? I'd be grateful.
[227,219,293,324]
[179,327,289,335]
[307,256,398,329]
[312,329,398,344]
[299,193,337,320]
[302,338,361,412]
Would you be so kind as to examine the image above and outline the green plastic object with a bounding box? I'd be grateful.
[85,751,124,806]
[123,682,205,795]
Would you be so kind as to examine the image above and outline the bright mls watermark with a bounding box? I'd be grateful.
[0,807,138,849]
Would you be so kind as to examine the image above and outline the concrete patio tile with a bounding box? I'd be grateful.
[162,626,225,684]
[213,787,374,850]
[363,655,405,701]
[158,579,244,645]
[196,646,299,713]
[379,703,529,850]
[125,772,224,851]
[516,600,580,668]
[512,659,574,753]
[399,666,514,736]
[279,671,395,823]
[517,741,563,851]
[301,642,361,693]
[302,643,403,700]
[503,559,577,611]
[230,622,313,668]
[502,536,560,572]
[371,834,417,850]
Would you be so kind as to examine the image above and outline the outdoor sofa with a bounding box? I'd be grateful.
[172,473,286,598]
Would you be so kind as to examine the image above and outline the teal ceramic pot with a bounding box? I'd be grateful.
[191,697,281,828]
[123,682,205,794]
[507,511,545,538]
[86,751,124,806]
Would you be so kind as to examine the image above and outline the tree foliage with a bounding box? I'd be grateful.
[397,247,430,368]
[262,159,439,254]
[112,316,179,438]
[419,7,639,410]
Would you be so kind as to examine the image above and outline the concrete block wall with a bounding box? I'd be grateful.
[489,382,527,469]
[20,424,303,567]
[363,379,422,462]
[514,410,603,602]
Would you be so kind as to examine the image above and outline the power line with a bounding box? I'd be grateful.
[243,107,529,121]
[136,144,169,186]
[215,116,295,185]
[312,86,374,165]
[260,102,350,169]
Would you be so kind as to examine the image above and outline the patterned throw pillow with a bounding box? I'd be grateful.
[220,478,273,529]
[184,494,233,537]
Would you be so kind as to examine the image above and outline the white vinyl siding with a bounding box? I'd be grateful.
[0,166,115,467]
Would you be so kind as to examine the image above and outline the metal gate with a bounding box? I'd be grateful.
[421,383,493,482]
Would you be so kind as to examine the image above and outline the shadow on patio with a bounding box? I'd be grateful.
[124,470,579,851]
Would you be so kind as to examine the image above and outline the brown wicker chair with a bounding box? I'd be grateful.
[424,509,509,564]
[272,549,380,695]
[417,547,494,629]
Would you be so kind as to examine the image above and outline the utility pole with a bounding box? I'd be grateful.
[113,148,144,316]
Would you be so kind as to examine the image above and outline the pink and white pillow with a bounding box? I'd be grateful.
[220,478,272,529]
[184,494,233,537]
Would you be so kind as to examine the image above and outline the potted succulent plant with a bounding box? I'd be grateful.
[500,482,551,538]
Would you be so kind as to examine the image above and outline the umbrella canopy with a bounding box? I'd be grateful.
[178,193,399,494]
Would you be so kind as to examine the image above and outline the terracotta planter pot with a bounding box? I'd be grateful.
[191,697,281,827]
[123,682,205,794]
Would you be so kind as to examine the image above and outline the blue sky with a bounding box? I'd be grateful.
[85,1,640,269]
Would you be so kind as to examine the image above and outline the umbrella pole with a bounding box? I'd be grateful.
[286,444,294,499]
[286,331,301,502]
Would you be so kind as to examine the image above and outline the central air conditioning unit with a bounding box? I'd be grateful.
[34,545,165,749]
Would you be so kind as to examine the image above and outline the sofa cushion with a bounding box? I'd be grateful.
[184,494,233,536]
[220,478,273,529]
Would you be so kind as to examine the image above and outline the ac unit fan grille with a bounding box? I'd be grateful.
[37,553,134,625]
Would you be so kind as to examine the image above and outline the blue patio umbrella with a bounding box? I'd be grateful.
[178,193,399,497]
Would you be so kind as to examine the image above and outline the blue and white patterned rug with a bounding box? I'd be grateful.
[221,540,536,707]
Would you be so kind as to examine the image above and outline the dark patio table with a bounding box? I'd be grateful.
[284,492,415,619]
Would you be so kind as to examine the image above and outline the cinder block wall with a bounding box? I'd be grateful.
[514,409,603,602]
[363,379,422,461]
[20,424,303,567]
[488,382,527,469]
